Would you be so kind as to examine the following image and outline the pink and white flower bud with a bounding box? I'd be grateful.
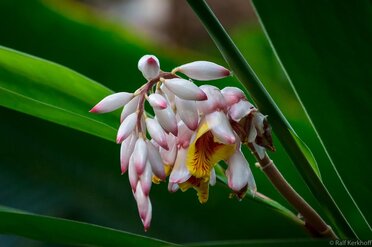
[134,182,150,220]
[128,155,139,192]
[140,161,153,196]
[159,84,175,109]
[133,138,148,175]
[142,199,152,231]
[147,93,168,110]
[175,61,231,81]
[177,121,194,149]
[154,107,178,136]
[229,100,255,122]
[226,150,256,193]
[206,111,236,144]
[120,133,136,174]
[121,96,139,122]
[146,142,166,180]
[117,112,138,143]
[163,78,207,101]
[138,55,160,80]
[90,92,133,113]
[159,134,177,165]
[175,97,199,131]
[221,87,245,107]
[145,118,169,150]
[197,85,226,114]
[169,148,191,183]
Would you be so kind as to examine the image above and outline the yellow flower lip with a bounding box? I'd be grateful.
[187,119,236,179]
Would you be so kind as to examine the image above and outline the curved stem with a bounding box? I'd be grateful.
[186,0,355,238]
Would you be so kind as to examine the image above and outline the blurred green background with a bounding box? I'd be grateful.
[0,0,370,245]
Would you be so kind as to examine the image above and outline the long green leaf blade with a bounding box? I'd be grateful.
[0,205,171,247]
[0,45,117,142]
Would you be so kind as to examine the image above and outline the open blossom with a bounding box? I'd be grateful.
[90,55,273,230]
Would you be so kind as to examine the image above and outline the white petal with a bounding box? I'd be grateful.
[176,121,194,149]
[120,133,136,174]
[206,111,235,144]
[90,92,133,113]
[169,148,191,183]
[134,182,149,220]
[221,87,245,106]
[148,93,168,110]
[145,118,169,150]
[229,100,255,122]
[140,161,152,196]
[133,138,148,175]
[197,85,226,114]
[121,96,139,122]
[253,112,265,135]
[128,155,138,192]
[247,121,257,143]
[146,141,166,180]
[159,134,177,165]
[154,107,178,136]
[168,182,179,193]
[138,55,160,80]
[117,112,138,143]
[226,150,250,192]
[175,61,231,81]
[175,97,199,131]
[252,142,266,160]
[163,78,207,101]
[209,168,216,186]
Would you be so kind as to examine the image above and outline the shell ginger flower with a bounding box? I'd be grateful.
[90,55,273,231]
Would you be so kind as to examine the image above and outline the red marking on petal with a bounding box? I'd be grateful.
[197,91,208,101]
[147,57,156,64]
[89,106,99,113]
[222,69,231,77]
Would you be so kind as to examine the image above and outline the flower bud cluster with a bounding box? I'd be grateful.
[90,55,273,230]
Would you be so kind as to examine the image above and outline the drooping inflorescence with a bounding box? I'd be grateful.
[90,55,273,231]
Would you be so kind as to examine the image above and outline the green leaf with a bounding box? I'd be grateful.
[252,0,372,238]
[0,205,171,247]
[0,45,117,142]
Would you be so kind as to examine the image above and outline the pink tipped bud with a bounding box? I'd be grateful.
[175,61,231,81]
[175,97,199,131]
[128,155,139,192]
[133,138,148,175]
[206,111,236,144]
[163,78,207,101]
[120,133,136,174]
[229,100,255,122]
[146,142,166,180]
[138,55,160,80]
[226,150,256,193]
[221,87,245,106]
[197,85,226,114]
[154,107,178,136]
[145,118,169,150]
[147,93,168,110]
[140,161,153,196]
[121,96,139,122]
[169,148,191,184]
[90,92,133,113]
[142,199,152,231]
[177,121,194,149]
[117,112,137,143]
[159,134,177,165]
[134,183,150,220]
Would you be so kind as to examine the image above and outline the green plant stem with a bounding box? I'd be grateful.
[186,0,355,238]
